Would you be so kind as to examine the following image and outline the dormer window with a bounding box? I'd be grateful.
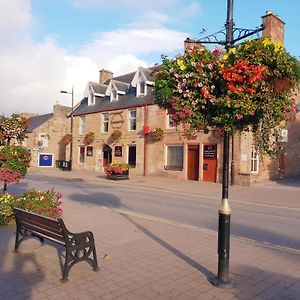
[138,81,146,96]
[88,92,95,106]
[111,88,118,101]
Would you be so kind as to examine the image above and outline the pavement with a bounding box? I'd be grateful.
[0,169,300,299]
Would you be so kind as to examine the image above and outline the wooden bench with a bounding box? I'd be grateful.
[14,208,99,281]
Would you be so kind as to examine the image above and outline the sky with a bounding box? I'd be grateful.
[1,0,299,116]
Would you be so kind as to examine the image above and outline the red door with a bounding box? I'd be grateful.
[203,145,217,182]
[187,145,199,181]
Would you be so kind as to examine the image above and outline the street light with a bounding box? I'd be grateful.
[60,87,74,171]
[185,0,265,287]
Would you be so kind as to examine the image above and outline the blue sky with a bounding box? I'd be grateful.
[1,0,299,115]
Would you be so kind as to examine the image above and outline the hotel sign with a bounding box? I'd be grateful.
[110,112,124,129]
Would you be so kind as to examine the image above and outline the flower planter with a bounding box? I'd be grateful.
[106,170,129,180]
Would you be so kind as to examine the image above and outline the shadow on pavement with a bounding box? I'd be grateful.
[69,191,215,282]
[0,226,45,299]
[232,265,300,298]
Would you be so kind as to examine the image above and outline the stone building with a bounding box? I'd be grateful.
[69,11,300,184]
[24,105,71,168]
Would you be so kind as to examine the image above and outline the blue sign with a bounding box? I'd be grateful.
[38,153,53,167]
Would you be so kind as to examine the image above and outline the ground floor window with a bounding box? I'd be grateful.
[251,146,259,173]
[166,145,183,170]
[128,145,136,167]
[79,146,85,164]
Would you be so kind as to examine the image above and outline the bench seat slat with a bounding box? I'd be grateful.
[19,221,65,243]
[17,215,63,235]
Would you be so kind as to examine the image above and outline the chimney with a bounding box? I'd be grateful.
[184,38,205,53]
[262,11,285,44]
[53,104,72,117]
[99,69,113,84]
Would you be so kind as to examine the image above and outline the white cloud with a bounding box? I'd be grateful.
[81,27,187,72]
[0,1,188,116]
[0,0,31,39]
[179,2,201,18]
[73,0,179,9]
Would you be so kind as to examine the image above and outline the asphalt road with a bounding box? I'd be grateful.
[10,173,300,251]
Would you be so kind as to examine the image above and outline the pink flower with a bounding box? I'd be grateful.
[250,111,255,116]
[236,114,243,120]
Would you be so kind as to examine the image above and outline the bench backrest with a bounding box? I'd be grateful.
[14,208,66,246]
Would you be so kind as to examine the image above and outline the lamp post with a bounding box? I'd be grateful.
[60,87,74,171]
[185,0,265,286]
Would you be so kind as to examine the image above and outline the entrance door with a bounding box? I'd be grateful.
[187,145,199,180]
[102,145,112,167]
[203,145,217,182]
[128,145,136,167]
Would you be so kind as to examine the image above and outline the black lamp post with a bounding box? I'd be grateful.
[185,0,265,286]
[60,87,74,171]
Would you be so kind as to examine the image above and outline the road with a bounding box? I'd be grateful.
[10,173,300,252]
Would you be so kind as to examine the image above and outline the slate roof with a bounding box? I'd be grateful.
[90,82,107,94]
[73,66,160,116]
[27,113,53,132]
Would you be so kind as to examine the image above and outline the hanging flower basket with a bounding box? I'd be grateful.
[84,131,95,145]
[109,130,122,144]
[150,128,164,142]
[61,134,72,145]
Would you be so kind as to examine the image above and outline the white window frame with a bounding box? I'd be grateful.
[88,92,95,105]
[102,113,109,133]
[165,145,184,171]
[111,88,118,101]
[128,109,137,131]
[38,133,49,148]
[137,81,146,96]
[79,116,86,135]
[251,146,259,174]
[167,113,176,129]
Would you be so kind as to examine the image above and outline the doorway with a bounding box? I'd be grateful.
[203,144,217,182]
[187,145,199,180]
[128,145,136,167]
[102,145,112,167]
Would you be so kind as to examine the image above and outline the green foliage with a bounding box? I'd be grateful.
[0,189,62,225]
[0,193,17,224]
[154,38,300,156]
[0,145,31,185]
[104,162,129,175]
[0,114,28,143]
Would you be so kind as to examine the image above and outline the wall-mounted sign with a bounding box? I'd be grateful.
[38,153,54,167]
[87,146,93,156]
[203,145,217,159]
[115,146,122,157]
[110,112,124,129]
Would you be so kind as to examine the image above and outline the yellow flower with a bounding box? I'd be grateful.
[177,59,186,70]
[274,42,283,53]
[222,54,228,61]
[229,48,236,55]
[262,38,272,47]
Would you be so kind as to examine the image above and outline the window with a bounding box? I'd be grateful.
[102,113,109,133]
[111,88,118,101]
[79,116,85,135]
[79,146,85,164]
[88,92,95,105]
[38,133,49,148]
[167,114,176,129]
[128,110,137,131]
[166,145,183,170]
[251,146,259,173]
[137,81,146,96]
[128,145,136,167]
